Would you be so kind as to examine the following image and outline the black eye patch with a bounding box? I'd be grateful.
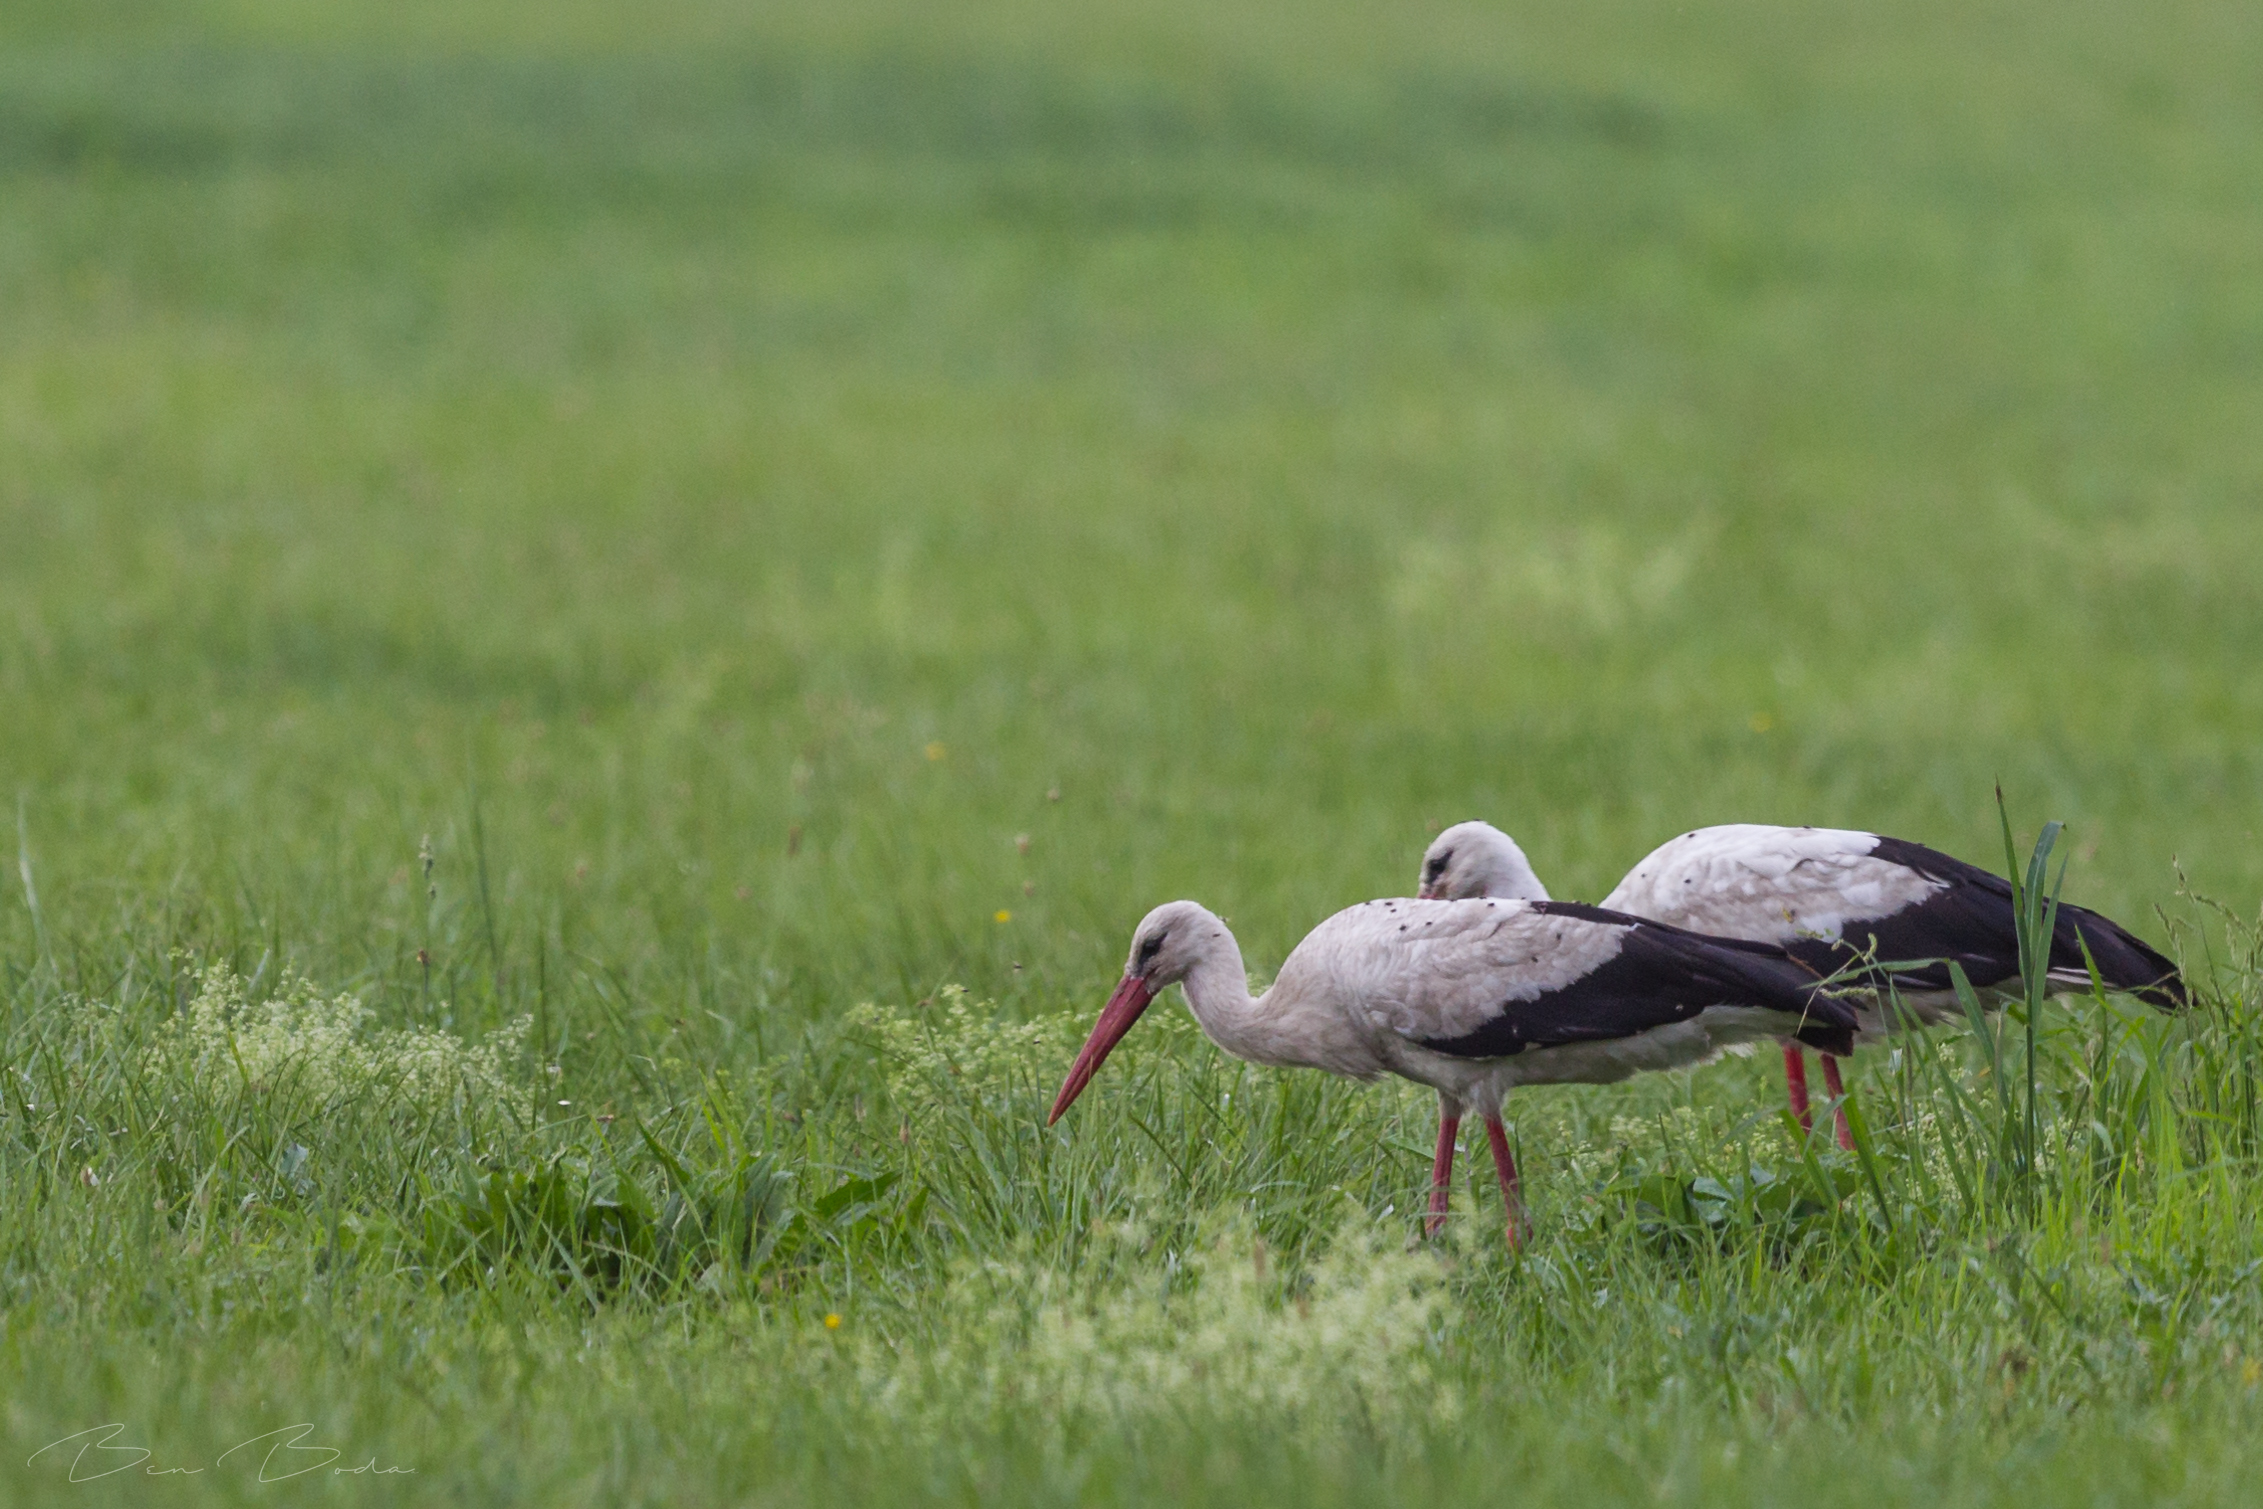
[1136,932,1166,967]
[1424,850,1453,880]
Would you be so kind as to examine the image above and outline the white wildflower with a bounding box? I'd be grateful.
[848,986,1075,1117]
[854,1214,1459,1437]
[146,964,532,1128]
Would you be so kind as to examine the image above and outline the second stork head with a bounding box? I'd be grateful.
[1418,820,1551,902]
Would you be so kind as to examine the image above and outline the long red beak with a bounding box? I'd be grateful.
[1048,973,1157,1125]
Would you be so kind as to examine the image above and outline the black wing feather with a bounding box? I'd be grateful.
[1416,902,1857,1061]
[1810,838,2185,1009]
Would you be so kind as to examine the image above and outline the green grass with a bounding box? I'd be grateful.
[3,0,2263,1501]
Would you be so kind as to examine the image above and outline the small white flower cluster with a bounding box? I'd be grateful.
[1606,1103,1721,1158]
[146,964,533,1129]
[855,1215,1459,1435]
[847,985,1074,1118]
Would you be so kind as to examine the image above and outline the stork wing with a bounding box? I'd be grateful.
[1601,825,1939,943]
[1602,828,2181,1009]
[1327,899,1855,1061]
[1823,839,2185,1007]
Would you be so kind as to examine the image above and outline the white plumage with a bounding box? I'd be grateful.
[1603,825,1942,949]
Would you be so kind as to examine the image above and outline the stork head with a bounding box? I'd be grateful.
[1048,900,1221,1125]
[1417,820,1551,902]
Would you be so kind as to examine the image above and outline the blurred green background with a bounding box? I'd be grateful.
[6,3,2263,1503]
[3,0,2257,1026]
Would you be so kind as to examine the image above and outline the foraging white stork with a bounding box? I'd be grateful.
[1418,821,2187,1148]
[1047,896,1858,1245]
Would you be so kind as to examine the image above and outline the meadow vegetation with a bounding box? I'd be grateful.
[3,0,2261,1502]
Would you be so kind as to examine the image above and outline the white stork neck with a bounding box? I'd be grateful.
[1178,929,1255,1039]
[1173,928,1293,1068]
[1173,926,1362,1074]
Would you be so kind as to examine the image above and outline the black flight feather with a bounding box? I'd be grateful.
[1798,838,2185,1010]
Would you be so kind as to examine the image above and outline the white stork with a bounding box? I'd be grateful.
[1048,896,1858,1245]
[1418,821,2187,1148]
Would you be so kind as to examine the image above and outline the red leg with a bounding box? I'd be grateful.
[1821,1054,1854,1151]
[1426,1112,1461,1237]
[1484,1116,1526,1249]
[1783,1042,1814,1134]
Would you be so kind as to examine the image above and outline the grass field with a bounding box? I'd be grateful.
[4,0,2263,1501]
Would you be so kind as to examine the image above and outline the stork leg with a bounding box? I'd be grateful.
[1821,1054,1854,1151]
[1483,1116,1526,1249]
[1426,1109,1461,1238]
[1782,1043,1815,1135]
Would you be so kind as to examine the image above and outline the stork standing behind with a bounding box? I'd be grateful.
[1417,821,2187,1149]
[1048,896,1858,1245]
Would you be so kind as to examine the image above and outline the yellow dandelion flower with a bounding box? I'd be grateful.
[994,910,1012,924]
[924,742,947,762]
[824,1312,842,1330]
